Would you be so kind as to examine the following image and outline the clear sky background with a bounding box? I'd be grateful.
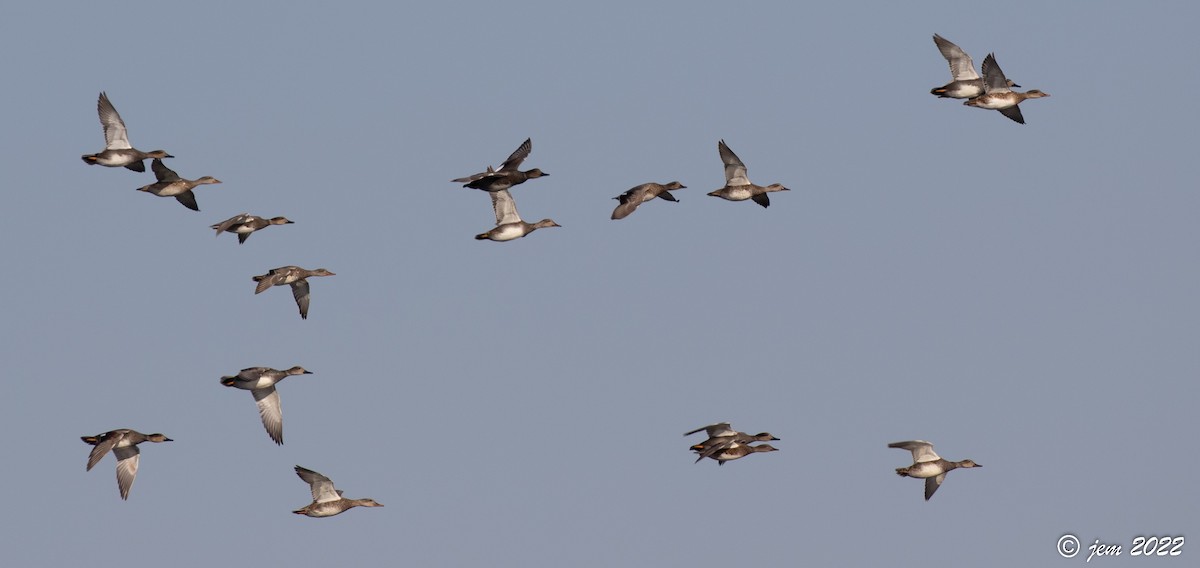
[1,2,1196,566]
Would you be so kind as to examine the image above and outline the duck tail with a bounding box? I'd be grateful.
[894,467,909,477]
[474,233,489,240]
[930,88,948,97]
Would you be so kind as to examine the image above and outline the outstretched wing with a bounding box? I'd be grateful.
[933,35,980,81]
[980,53,1013,94]
[175,191,200,212]
[295,466,340,503]
[997,105,1025,124]
[888,440,941,463]
[97,92,132,150]
[151,158,181,182]
[499,138,532,171]
[213,213,252,235]
[85,432,121,471]
[925,474,945,500]
[113,445,141,500]
[718,140,750,186]
[489,190,522,225]
[291,280,311,319]
[253,386,284,445]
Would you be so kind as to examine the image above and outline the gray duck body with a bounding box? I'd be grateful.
[474,189,560,242]
[212,213,293,244]
[889,440,981,500]
[685,422,780,463]
[611,181,684,220]
[453,138,548,192]
[221,366,313,445]
[81,429,173,500]
[292,465,383,518]
[136,158,221,211]
[252,266,335,319]
[929,34,1019,99]
[963,53,1049,124]
[707,140,789,208]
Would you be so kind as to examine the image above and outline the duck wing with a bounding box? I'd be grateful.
[295,466,341,503]
[925,474,945,500]
[888,440,942,462]
[254,271,281,294]
[84,431,122,471]
[718,140,750,186]
[213,213,252,235]
[611,191,642,219]
[151,158,181,182]
[97,92,132,150]
[253,386,284,445]
[684,422,735,437]
[291,279,311,319]
[489,190,522,225]
[498,138,532,171]
[693,437,741,462]
[175,190,199,212]
[997,105,1025,124]
[980,53,1013,94]
[933,35,980,81]
[453,165,496,184]
[113,444,141,500]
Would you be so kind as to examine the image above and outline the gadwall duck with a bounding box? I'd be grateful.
[136,158,221,211]
[221,366,313,445]
[292,466,383,518]
[81,429,173,500]
[212,213,293,244]
[453,138,548,192]
[475,189,560,241]
[964,53,1049,124]
[253,266,335,320]
[685,422,780,463]
[81,92,173,172]
[611,181,684,220]
[694,442,779,466]
[707,140,789,208]
[889,440,981,500]
[930,34,1019,99]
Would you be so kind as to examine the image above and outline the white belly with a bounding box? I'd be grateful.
[95,154,136,167]
[723,187,752,201]
[972,96,1013,110]
[153,182,188,197]
[490,224,527,241]
[907,462,947,478]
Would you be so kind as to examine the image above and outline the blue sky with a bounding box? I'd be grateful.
[1,2,1196,566]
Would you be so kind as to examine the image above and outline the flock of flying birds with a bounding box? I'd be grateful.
[78,92,378,515]
[929,33,1049,124]
[75,33,1025,510]
[684,422,981,501]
